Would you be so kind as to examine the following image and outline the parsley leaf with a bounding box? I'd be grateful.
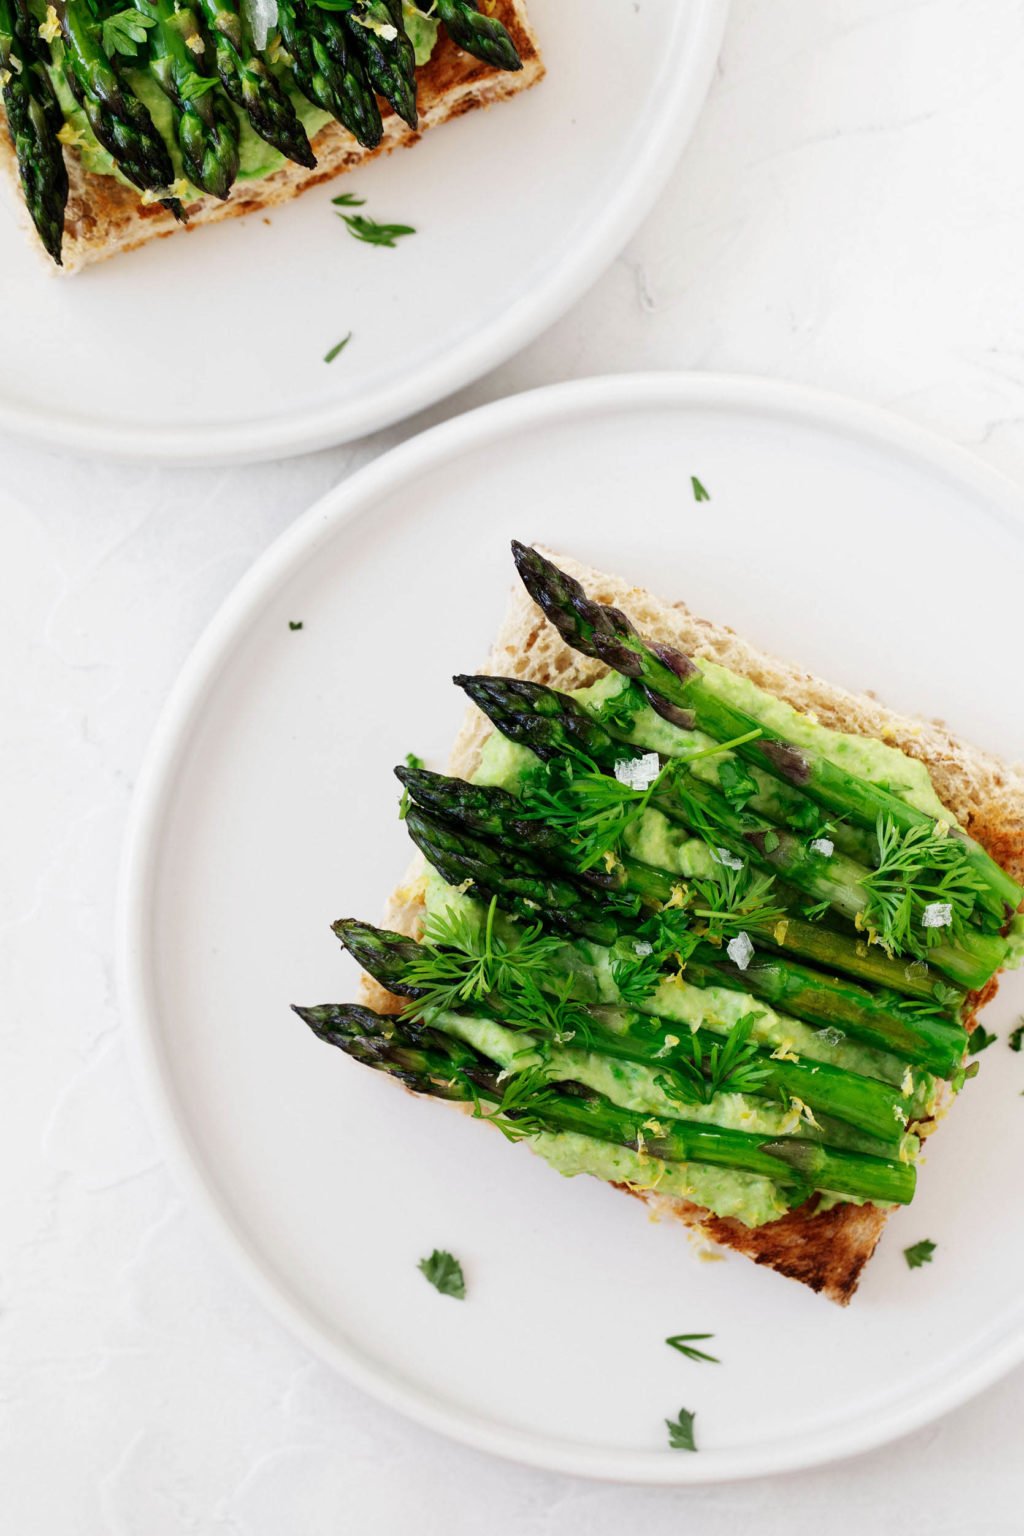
[288,620,303,631]
[340,212,416,248]
[593,679,643,734]
[690,476,710,503]
[418,1249,466,1299]
[666,1407,698,1451]
[178,71,220,104]
[100,8,156,56]
[967,1026,997,1056]
[1008,1020,1024,1053]
[717,757,758,810]
[324,332,352,363]
[666,1334,719,1364]
[903,1239,936,1270]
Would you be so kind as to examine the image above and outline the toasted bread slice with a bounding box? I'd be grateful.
[0,0,541,273]
[365,549,1024,1304]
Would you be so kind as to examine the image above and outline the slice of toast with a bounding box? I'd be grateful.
[364,549,1024,1304]
[0,0,542,273]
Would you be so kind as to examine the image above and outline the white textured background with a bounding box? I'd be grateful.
[3,1,1024,1529]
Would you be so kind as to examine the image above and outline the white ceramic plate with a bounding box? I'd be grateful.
[0,1,727,465]
[119,375,1024,1483]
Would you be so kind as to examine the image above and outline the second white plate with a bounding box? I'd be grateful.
[0,0,727,463]
[119,375,1024,1482]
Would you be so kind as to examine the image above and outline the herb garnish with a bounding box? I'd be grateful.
[656,1013,769,1107]
[401,897,563,1022]
[861,816,985,958]
[288,620,303,631]
[1009,1021,1024,1053]
[690,863,785,944]
[690,476,710,503]
[903,1239,936,1270]
[519,754,670,872]
[100,8,156,56]
[398,752,425,821]
[324,333,352,363]
[611,908,698,1005]
[967,1026,997,1055]
[418,1249,466,1299]
[178,72,221,104]
[666,1334,719,1364]
[340,212,416,248]
[666,1407,698,1451]
[331,191,366,207]
[717,758,758,809]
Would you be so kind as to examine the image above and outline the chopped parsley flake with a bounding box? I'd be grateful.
[418,1248,466,1299]
[288,620,303,631]
[100,7,155,55]
[666,1406,698,1451]
[1008,1021,1023,1053]
[967,1026,997,1056]
[903,1239,936,1270]
[690,476,710,503]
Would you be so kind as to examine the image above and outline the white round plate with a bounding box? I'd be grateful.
[119,375,1024,1483]
[0,1,727,465]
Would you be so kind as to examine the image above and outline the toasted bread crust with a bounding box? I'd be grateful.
[0,0,541,272]
[367,549,1024,1304]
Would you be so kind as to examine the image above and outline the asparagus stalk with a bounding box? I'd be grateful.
[679,947,966,1078]
[511,543,1024,926]
[277,0,382,147]
[139,0,239,199]
[295,1002,917,1205]
[395,763,968,1006]
[196,0,315,166]
[395,800,971,1075]
[55,0,184,215]
[405,805,621,946]
[333,919,926,1143]
[0,0,68,262]
[457,674,1006,992]
[414,0,522,71]
[346,0,417,127]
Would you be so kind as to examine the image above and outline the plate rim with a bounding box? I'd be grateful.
[0,0,730,467]
[116,372,1024,1483]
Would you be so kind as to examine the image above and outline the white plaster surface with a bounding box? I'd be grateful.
[2,2,1023,1528]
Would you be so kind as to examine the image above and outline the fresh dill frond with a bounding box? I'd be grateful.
[861,815,986,958]
[610,908,699,1006]
[491,1065,561,1141]
[402,897,563,1021]
[665,1334,719,1364]
[518,754,670,872]
[500,973,594,1048]
[655,1013,769,1107]
[689,863,785,943]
